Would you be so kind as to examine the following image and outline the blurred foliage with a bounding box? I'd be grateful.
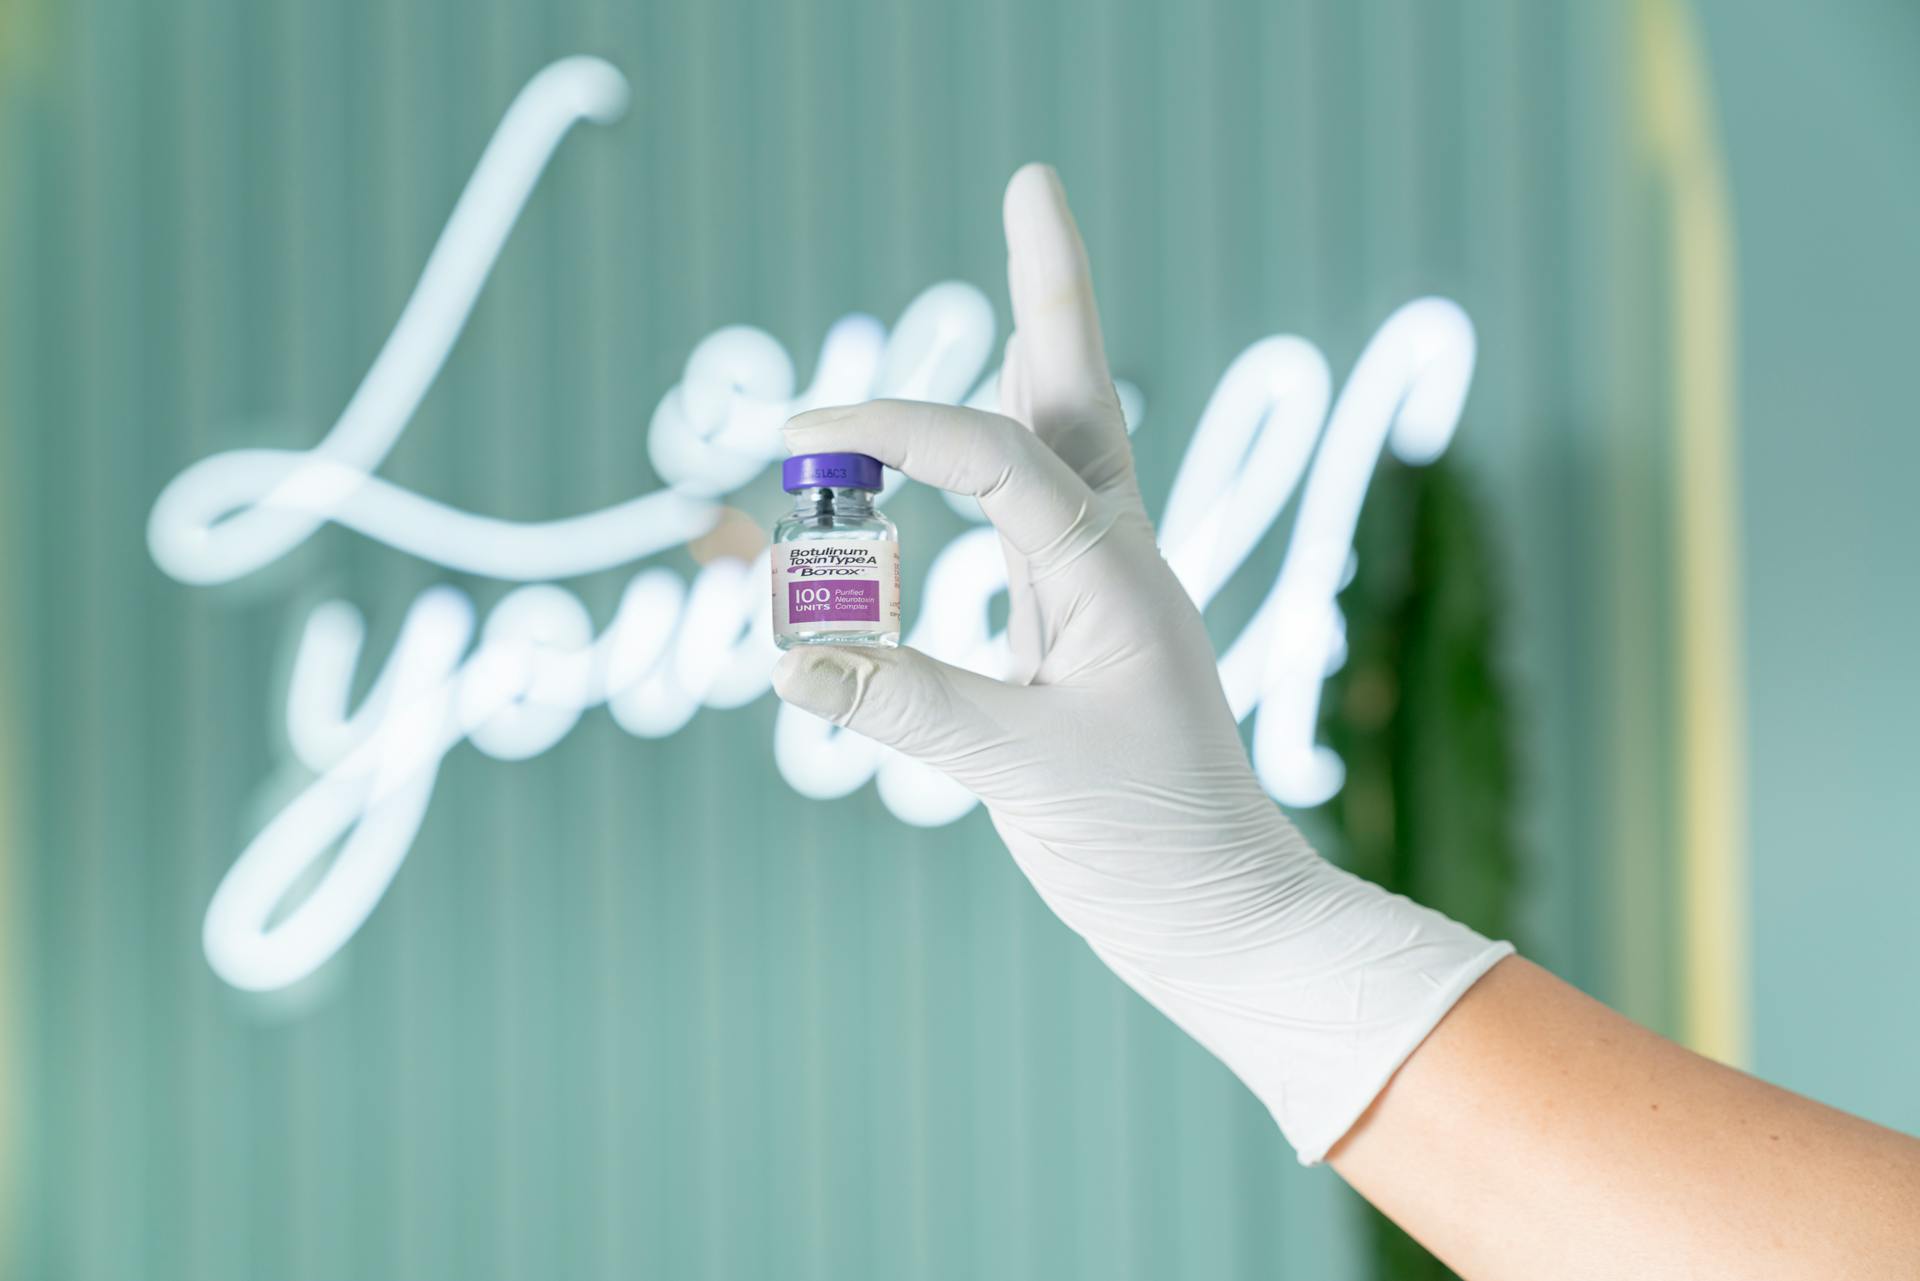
[1322,454,1523,1281]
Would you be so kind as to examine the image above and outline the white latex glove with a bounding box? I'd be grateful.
[773,164,1512,1164]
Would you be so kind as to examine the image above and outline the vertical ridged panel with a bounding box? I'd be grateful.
[1,2,1650,1277]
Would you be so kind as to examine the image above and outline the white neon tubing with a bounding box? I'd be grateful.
[157,57,1482,992]
[1221,296,1478,805]
[147,58,675,588]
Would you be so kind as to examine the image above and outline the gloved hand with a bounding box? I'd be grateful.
[773,163,1512,1163]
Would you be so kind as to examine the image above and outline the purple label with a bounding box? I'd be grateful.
[788,578,880,623]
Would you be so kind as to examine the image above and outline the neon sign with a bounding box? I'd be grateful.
[147,57,1477,993]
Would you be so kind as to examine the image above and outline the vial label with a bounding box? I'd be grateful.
[772,538,901,640]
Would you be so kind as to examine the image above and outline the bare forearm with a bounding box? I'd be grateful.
[1330,957,1920,1280]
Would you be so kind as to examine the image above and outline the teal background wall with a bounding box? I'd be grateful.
[1696,0,1920,1136]
[0,0,1809,1277]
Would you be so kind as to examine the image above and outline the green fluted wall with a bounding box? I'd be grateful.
[1,2,1664,1277]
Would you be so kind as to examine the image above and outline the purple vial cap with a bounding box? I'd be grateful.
[783,451,884,492]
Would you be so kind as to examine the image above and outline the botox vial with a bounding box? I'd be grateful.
[771,452,901,650]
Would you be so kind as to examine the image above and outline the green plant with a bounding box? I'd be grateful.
[1321,455,1524,1280]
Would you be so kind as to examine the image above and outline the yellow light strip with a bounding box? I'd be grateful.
[0,25,16,1271]
[0,2,45,1256]
[1635,0,1750,1065]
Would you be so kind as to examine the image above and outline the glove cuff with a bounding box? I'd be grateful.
[1278,934,1515,1163]
[1090,856,1515,1166]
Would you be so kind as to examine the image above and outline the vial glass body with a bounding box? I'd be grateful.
[771,484,901,650]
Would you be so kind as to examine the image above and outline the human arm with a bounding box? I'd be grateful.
[1332,954,1920,1280]
[770,162,1920,1277]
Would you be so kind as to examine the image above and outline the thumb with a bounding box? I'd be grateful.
[772,644,1018,774]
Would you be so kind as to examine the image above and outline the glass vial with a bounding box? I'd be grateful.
[771,452,901,650]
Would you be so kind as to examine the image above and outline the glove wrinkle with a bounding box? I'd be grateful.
[775,168,1512,1166]
[1020,494,1117,582]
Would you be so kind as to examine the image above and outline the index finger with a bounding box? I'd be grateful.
[785,400,1109,572]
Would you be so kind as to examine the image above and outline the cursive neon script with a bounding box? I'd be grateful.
[147,57,1476,993]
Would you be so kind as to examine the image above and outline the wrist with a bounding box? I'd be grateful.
[1036,818,1514,1163]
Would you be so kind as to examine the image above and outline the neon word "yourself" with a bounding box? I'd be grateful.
[146,57,1476,993]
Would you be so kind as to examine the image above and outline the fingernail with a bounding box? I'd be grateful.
[771,648,860,721]
[1013,160,1059,189]
[784,405,853,434]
